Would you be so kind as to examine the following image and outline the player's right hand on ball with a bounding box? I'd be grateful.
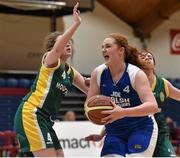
[84,77,90,87]
[101,101,126,124]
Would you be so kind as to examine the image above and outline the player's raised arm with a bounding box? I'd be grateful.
[44,2,81,67]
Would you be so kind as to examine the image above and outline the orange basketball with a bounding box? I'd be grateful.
[84,95,113,125]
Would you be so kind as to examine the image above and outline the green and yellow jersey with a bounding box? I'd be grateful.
[152,76,176,157]
[152,75,169,134]
[14,59,76,152]
[22,59,76,116]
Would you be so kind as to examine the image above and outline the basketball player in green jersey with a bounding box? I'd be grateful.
[14,3,88,157]
[138,50,180,157]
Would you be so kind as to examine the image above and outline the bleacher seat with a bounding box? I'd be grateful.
[0,78,6,87]
[18,78,31,88]
[6,78,18,87]
[0,96,22,104]
[0,96,22,131]
[0,131,19,157]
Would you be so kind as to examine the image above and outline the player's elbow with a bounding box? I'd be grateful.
[152,102,158,114]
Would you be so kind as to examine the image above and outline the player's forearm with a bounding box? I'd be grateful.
[169,86,180,101]
[53,22,80,56]
[73,70,89,94]
[122,102,158,117]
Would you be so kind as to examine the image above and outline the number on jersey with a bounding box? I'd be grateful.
[123,86,130,93]
[47,133,52,142]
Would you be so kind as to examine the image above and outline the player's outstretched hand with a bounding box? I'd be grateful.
[73,2,81,25]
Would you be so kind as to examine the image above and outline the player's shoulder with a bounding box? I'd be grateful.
[96,63,107,71]
[127,63,140,73]
[94,64,108,86]
[155,75,169,85]
[93,63,107,75]
[127,63,142,79]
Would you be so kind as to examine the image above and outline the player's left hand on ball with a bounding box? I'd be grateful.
[85,134,103,142]
[84,77,90,87]
[101,101,125,124]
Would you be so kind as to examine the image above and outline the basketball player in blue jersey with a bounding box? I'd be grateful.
[86,50,180,157]
[85,33,158,157]
[14,3,89,157]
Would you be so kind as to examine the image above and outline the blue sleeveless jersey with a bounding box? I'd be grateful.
[97,63,153,135]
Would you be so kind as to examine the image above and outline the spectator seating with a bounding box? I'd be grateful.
[0,96,22,131]
[6,78,18,87]
[0,131,4,156]
[18,78,32,88]
[0,76,179,127]
[0,130,19,157]
[0,78,5,87]
[0,76,34,156]
[0,78,31,88]
[0,78,30,130]
[171,127,180,156]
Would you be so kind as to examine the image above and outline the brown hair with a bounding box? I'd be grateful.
[43,31,74,54]
[43,31,62,52]
[109,33,144,69]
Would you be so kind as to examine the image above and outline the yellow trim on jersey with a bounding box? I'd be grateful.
[72,67,77,78]
[65,63,71,75]
[27,56,60,108]
[162,78,169,97]
[66,63,76,78]
[151,76,157,92]
[22,102,46,151]
[22,55,62,151]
